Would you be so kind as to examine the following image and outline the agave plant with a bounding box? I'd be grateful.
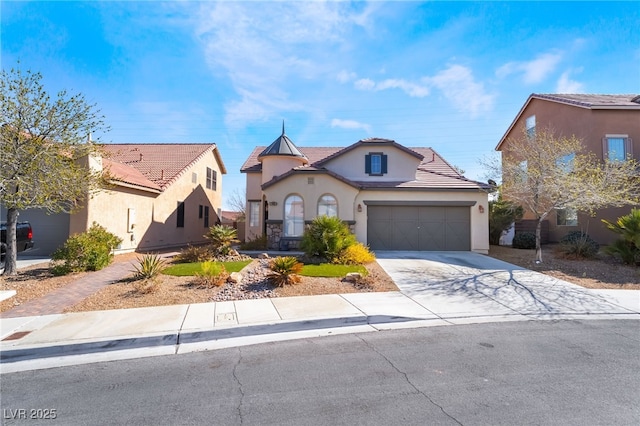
[267,256,303,287]
[132,254,166,279]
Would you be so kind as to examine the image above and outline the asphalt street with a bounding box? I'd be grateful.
[2,320,639,426]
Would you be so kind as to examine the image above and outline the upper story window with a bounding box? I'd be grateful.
[284,195,304,237]
[603,135,632,162]
[317,194,338,217]
[525,115,536,138]
[206,167,217,190]
[365,153,387,176]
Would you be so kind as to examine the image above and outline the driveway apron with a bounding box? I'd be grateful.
[374,251,638,321]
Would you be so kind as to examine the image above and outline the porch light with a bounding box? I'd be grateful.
[357,204,362,212]
[478,205,485,213]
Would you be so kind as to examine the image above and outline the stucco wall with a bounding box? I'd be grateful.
[501,99,640,245]
[323,145,421,182]
[262,173,360,222]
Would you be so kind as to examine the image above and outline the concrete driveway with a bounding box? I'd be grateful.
[375,251,640,322]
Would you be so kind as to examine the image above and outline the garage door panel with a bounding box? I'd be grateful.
[392,219,420,250]
[368,205,470,251]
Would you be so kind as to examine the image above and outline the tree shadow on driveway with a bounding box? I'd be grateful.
[374,251,635,317]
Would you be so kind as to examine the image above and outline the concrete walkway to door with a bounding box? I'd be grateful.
[375,251,640,322]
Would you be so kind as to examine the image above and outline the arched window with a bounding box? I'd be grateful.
[284,195,304,237]
[317,194,338,217]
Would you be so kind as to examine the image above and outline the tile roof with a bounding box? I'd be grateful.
[496,93,640,151]
[102,143,223,191]
[532,93,640,108]
[247,142,486,191]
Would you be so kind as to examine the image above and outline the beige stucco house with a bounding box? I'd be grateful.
[496,93,640,245]
[241,127,490,253]
[2,143,226,254]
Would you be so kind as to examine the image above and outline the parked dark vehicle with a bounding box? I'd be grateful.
[1,221,35,273]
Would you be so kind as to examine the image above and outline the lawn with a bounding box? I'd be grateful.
[162,260,252,276]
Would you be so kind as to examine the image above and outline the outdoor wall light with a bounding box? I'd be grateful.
[357,204,362,212]
[478,205,485,213]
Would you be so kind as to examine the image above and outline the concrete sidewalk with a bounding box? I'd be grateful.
[2,287,639,373]
[1,251,639,373]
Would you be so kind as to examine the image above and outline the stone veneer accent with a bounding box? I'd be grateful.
[265,220,357,251]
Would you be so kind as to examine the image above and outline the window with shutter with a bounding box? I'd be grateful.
[366,152,387,175]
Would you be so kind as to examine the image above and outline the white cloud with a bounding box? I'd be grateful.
[426,65,495,116]
[330,118,372,133]
[191,2,372,127]
[353,64,493,116]
[556,69,584,93]
[337,70,357,83]
[496,52,563,84]
[354,78,430,97]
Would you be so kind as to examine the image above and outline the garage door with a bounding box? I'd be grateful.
[367,205,470,251]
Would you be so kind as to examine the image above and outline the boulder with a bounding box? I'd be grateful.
[228,272,243,283]
[344,272,363,282]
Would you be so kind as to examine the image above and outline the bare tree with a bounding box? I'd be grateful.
[1,66,107,275]
[486,126,640,263]
[226,187,246,221]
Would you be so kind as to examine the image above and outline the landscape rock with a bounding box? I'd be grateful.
[344,272,363,283]
[228,272,243,283]
[258,253,270,259]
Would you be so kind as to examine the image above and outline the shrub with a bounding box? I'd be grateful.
[51,223,122,275]
[174,245,212,263]
[602,209,640,266]
[558,231,600,259]
[195,261,229,288]
[512,232,536,249]
[333,242,376,265]
[489,198,524,245]
[240,234,268,250]
[267,256,303,287]
[301,216,356,260]
[132,254,166,279]
[205,225,239,256]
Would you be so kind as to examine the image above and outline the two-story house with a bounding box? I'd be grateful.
[1,143,226,254]
[241,126,490,253]
[496,93,640,245]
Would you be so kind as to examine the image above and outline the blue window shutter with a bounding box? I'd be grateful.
[381,154,388,174]
[365,154,371,174]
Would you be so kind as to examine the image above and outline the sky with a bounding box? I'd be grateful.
[2,1,639,210]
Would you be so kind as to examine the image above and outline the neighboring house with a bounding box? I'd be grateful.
[496,93,640,245]
[1,143,226,254]
[241,126,490,253]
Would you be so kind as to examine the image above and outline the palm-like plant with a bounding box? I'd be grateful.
[205,225,239,256]
[132,254,166,279]
[267,256,303,287]
[602,209,640,265]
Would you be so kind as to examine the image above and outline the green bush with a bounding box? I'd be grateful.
[267,256,303,287]
[301,216,356,261]
[205,225,239,256]
[51,223,122,275]
[512,232,536,249]
[333,242,376,265]
[602,209,640,266]
[489,198,524,245]
[558,231,600,259]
